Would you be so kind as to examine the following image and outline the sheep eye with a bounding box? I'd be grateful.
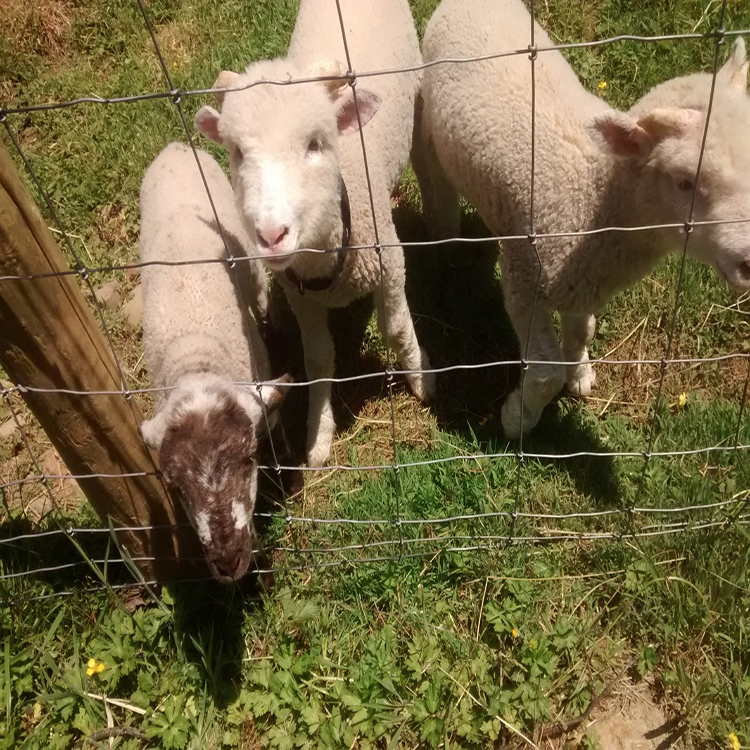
[307,138,321,153]
[678,178,694,191]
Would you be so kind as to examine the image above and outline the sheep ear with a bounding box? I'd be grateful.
[260,373,292,412]
[213,70,241,105]
[719,37,748,95]
[236,374,292,424]
[334,88,382,134]
[586,111,654,159]
[587,108,700,159]
[195,106,222,143]
[636,108,702,140]
[141,412,169,450]
[309,59,347,95]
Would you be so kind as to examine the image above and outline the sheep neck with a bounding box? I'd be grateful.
[284,176,352,294]
[587,155,679,266]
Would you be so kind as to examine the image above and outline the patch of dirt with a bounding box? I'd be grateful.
[96,201,130,248]
[0,0,73,63]
[583,679,683,749]
[1,388,84,524]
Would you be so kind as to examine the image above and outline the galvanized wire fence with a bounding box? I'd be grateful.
[1,0,749,604]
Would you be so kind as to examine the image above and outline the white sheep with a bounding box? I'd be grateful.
[194,0,435,467]
[139,142,289,582]
[416,0,750,437]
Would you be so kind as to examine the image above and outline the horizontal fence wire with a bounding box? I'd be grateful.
[3,218,750,282]
[1,2,749,602]
[1,28,749,116]
[2,442,750,491]
[5,516,750,605]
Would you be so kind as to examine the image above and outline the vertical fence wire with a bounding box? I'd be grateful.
[334,0,405,558]
[510,0,542,546]
[632,1,729,517]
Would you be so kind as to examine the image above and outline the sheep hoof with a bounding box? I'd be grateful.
[407,349,436,403]
[566,364,597,397]
[409,347,437,403]
[501,389,543,439]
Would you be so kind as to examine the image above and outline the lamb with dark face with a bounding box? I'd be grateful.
[156,380,285,581]
[139,143,290,582]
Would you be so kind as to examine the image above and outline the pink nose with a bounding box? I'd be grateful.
[256,225,289,250]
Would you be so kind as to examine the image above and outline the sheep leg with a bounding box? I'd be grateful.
[289,297,336,467]
[246,260,270,324]
[375,269,435,403]
[501,304,565,438]
[411,93,461,240]
[561,313,597,397]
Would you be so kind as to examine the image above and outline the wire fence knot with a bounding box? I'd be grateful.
[170,89,182,105]
[527,44,538,61]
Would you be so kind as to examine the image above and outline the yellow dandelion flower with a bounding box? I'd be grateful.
[86,658,104,677]
[598,80,607,90]
[728,732,741,750]
[678,392,688,408]
[512,627,519,639]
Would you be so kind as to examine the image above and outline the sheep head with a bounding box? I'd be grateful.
[193,58,381,271]
[141,374,290,582]
[586,37,750,292]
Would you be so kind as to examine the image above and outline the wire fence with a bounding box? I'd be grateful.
[1,0,749,605]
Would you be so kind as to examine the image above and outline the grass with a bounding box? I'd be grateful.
[1,0,750,747]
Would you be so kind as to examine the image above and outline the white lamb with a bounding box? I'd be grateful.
[194,0,435,467]
[416,0,750,437]
[139,142,289,583]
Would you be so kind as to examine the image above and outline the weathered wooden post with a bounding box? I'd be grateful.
[0,140,204,581]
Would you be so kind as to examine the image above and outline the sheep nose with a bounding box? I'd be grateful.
[256,225,289,250]
[213,556,246,582]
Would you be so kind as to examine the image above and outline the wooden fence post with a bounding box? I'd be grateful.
[0,140,204,582]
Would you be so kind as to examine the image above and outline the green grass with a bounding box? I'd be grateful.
[2,0,750,747]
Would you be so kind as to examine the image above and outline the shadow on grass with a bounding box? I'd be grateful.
[398,204,623,508]
[523,400,624,507]
[0,512,274,706]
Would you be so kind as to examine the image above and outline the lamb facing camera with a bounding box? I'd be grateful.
[195,0,435,468]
